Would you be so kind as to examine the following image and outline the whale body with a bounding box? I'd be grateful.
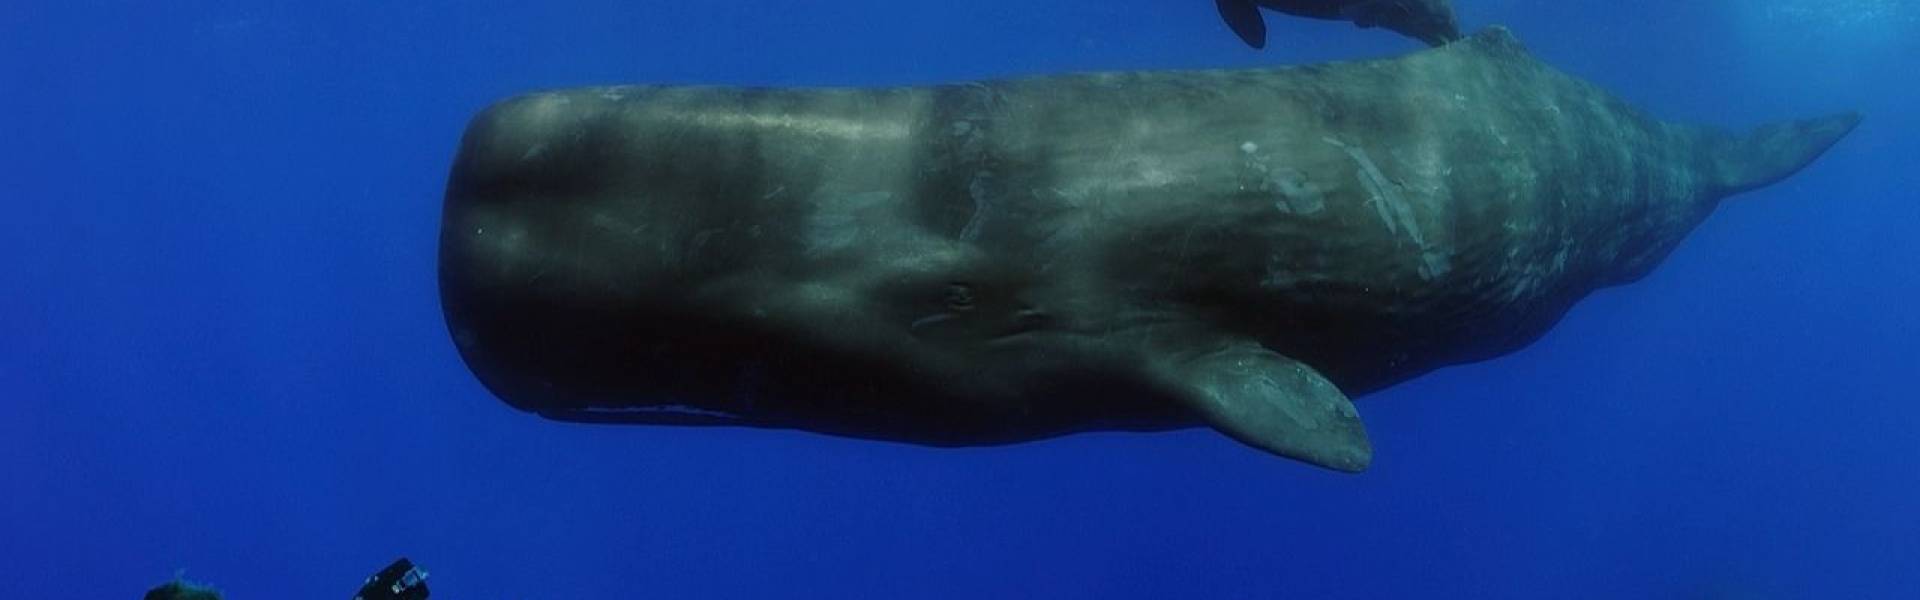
[438,28,1858,471]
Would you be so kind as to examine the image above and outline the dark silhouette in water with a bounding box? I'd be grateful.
[1216,0,1463,48]
[438,28,1857,471]
[144,579,221,600]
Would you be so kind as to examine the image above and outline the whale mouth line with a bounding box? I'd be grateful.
[578,404,744,420]
[909,313,959,330]
[985,331,1045,347]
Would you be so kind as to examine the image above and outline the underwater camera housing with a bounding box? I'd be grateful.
[353,557,429,600]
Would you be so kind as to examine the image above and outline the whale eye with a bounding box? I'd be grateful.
[945,282,977,311]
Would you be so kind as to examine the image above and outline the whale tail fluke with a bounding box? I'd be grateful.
[1705,111,1862,197]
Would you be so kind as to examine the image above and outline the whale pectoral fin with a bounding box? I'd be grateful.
[1170,344,1372,472]
[1216,0,1269,49]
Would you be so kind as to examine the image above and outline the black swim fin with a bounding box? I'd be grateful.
[1216,0,1268,49]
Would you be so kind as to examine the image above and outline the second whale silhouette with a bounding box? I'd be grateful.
[1217,0,1463,48]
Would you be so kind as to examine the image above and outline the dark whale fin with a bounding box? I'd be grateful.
[1168,343,1372,472]
[1707,111,1863,197]
[1217,0,1268,49]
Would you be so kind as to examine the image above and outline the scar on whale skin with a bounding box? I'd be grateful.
[1323,136,1451,280]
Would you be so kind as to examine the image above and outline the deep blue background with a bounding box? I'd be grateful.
[4,1,1915,598]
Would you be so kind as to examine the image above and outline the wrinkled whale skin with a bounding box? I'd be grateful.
[439,28,1857,471]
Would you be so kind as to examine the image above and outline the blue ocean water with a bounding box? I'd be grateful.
[4,0,1915,597]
